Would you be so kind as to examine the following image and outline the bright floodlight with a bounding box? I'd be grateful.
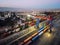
[44,32,52,38]
[27,14,31,17]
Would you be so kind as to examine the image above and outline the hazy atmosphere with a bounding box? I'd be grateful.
[0,0,60,9]
[0,0,60,45]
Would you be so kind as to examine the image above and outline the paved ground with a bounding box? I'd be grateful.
[0,20,45,45]
[29,15,60,45]
[0,25,36,45]
[0,15,60,45]
[7,21,45,45]
[8,15,60,45]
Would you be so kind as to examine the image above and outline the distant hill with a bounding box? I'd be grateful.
[0,7,60,12]
[0,7,31,12]
[0,7,22,12]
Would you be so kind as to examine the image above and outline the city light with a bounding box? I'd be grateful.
[47,33,51,37]
[44,32,52,38]
[0,0,60,45]
[27,14,31,17]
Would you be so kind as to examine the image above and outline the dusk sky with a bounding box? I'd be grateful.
[0,0,60,9]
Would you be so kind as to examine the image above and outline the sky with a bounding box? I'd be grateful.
[0,0,60,9]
